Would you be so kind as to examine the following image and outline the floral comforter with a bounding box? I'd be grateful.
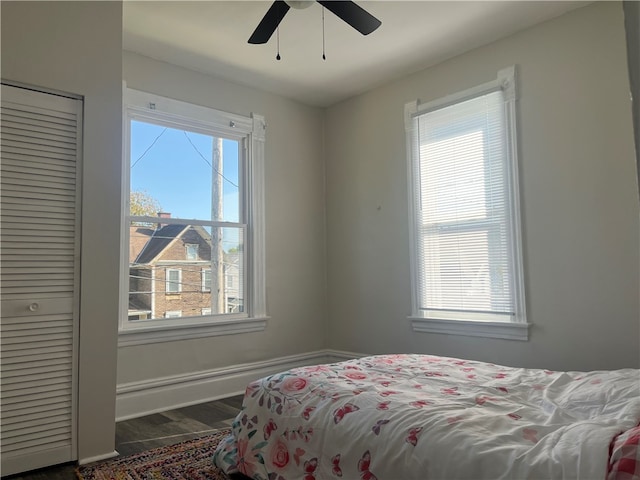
[213,354,640,480]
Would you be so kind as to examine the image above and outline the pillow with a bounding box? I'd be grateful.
[609,424,640,480]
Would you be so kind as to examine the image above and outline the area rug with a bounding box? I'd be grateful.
[76,427,232,480]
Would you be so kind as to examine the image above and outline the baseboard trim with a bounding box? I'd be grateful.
[79,450,119,465]
[325,349,369,361]
[116,349,364,421]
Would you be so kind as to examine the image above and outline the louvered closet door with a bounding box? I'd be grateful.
[0,84,82,476]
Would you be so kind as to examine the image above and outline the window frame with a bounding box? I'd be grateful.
[165,268,182,294]
[405,66,529,341]
[201,268,212,293]
[119,87,268,346]
[185,244,199,260]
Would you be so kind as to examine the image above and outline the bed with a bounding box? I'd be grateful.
[212,354,640,479]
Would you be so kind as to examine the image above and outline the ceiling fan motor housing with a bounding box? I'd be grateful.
[285,1,314,9]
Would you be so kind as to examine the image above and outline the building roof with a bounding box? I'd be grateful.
[133,224,189,265]
[129,225,155,263]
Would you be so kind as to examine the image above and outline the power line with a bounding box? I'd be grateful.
[131,127,168,168]
[182,131,239,189]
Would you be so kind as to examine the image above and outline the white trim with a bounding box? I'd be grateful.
[410,66,517,118]
[118,316,269,347]
[324,349,369,362]
[78,451,119,466]
[119,87,267,334]
[405,66,528,340]
[126,88,253,138]
[116,350,344,420]
[405,100,421,319]
[248,113,267,318]
[410,317,530,341]
[503,67,528,329]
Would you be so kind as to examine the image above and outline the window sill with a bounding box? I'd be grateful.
[118,316,269,347]
[409,316,530,341]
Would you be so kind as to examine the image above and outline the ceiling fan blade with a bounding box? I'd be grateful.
[248,1,291,44]
[317,1,381,35]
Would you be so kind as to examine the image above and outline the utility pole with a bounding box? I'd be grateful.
[211,137,225,313]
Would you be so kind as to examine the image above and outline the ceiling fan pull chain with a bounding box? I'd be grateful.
[322,6,326,60]
[276,26,281,60]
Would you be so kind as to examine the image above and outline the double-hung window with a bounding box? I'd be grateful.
[405,67,528,340]
[202,268,212,293]
[165,268,181,294]
[120,88,267,344]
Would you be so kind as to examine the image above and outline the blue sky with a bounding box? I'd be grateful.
[130,120,240,222]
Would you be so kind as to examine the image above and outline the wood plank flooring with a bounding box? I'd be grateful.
[4,395,244,480]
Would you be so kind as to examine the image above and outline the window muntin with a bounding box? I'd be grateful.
[120,88,266,336]
[406,67,526,331]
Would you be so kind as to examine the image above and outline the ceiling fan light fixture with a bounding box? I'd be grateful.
[285,1,314,9]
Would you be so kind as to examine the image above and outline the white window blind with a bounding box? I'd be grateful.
[407,67,527,335]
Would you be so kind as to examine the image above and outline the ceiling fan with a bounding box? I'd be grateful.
[248,0,382,44]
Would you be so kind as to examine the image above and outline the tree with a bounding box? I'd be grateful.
[130,190,162,217]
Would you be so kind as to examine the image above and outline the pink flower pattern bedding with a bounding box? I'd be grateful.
[212,354,640,479]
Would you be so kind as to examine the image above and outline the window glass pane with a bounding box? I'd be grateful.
[202,268,211,292]
[209,226,245,314]
[166,269,181,293]
[130,121,240,222]
[127,221,244,320]
[186,244,198,260]
[215,138,241,223]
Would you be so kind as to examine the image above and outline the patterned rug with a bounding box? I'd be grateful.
[76,428,232,480]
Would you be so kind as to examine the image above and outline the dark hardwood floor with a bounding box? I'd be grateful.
[5,395,244,480]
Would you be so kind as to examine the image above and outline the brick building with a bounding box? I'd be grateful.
[128,218,242,320]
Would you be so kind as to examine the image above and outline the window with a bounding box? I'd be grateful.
[405,67,528,341]
[186,244,198,260]
[120,88,268,345]
[202,268,211,292]
[165,268,181,294]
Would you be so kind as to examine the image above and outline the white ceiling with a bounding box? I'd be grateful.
[123,1,590,107]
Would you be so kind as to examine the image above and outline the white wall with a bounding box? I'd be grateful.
[119,52,327,384]
[1,1,123,462]
[324,2,640,372]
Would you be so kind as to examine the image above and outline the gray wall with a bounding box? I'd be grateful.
[118,52,327,384]
[324,2,640,371]
[623,1,640,194]
[1,1,123,461]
